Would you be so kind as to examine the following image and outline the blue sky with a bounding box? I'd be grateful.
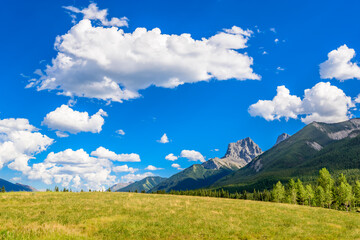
[1,0,360,190]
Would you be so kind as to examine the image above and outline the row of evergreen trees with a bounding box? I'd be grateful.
[154,168,360,212]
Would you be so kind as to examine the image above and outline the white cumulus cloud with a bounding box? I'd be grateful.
[27,148,116,190]
[91,147,141,162]
[42,105,107,136]
[0,118,53,172]
[320,45,360,81]
[157,133,169,144]
[165,153,178,161]
[28,4,259,103]
[249,82,355,124]
[112,164,138,173]
[180,150,205,162]
[145,165,163,171]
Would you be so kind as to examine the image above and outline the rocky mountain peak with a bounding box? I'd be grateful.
[202,137,262,170]
[224,137,262,162]
[275,133,291,145]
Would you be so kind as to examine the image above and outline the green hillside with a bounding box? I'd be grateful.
[212,119,360,192]
[117,176,166,192]
[150,164,233,192]
[1,192,359,239]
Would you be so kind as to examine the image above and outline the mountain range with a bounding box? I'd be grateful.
[116,118,360,194]
[212,118,360,192]
[0,178,36,192]
[4,118,360,194]
[151,138,262,192]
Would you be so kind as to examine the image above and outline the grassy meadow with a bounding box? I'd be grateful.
[0,192,359,239]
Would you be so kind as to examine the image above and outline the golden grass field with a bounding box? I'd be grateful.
[0,192,359,239]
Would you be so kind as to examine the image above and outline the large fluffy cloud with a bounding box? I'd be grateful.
[248,86,302,121]
[180,150,205,162]
[249,82,355,124]
[320,45,360,81]
[0,118,53,172]
[42,105,107,137]
[28,4,259,103]
[91,147,141,162]
[27,148,115,190]
[27,146,143,189]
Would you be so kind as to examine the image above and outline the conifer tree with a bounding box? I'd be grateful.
[1,186,5,193]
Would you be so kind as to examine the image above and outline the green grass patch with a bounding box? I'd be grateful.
[0,192,359,239]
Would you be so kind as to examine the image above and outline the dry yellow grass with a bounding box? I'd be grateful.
[0,192,359,239]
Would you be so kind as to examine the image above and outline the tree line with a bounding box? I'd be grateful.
[152,168,360,212]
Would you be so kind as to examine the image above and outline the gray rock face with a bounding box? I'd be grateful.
[313,119,360,140]
[202,137,262,170]
[275,133,291,145]
[306,141,323,151]
[110,182,131,192]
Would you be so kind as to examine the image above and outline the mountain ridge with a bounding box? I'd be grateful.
[151,137,262,192]
[117,176,167,192]
[211,118,360,192]
[0,178,36,192]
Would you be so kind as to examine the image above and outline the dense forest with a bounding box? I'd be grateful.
[150,168,359,212]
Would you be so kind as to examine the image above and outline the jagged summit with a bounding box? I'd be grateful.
[275,133,291,145]
[202,137,262,170]
[311,118,360,140]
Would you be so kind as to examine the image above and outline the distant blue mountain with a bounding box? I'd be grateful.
[0,178,36,192]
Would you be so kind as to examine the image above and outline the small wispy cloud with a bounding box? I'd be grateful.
[145,165,163,171]
[171,163,183,170]
[116,129,125,135]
